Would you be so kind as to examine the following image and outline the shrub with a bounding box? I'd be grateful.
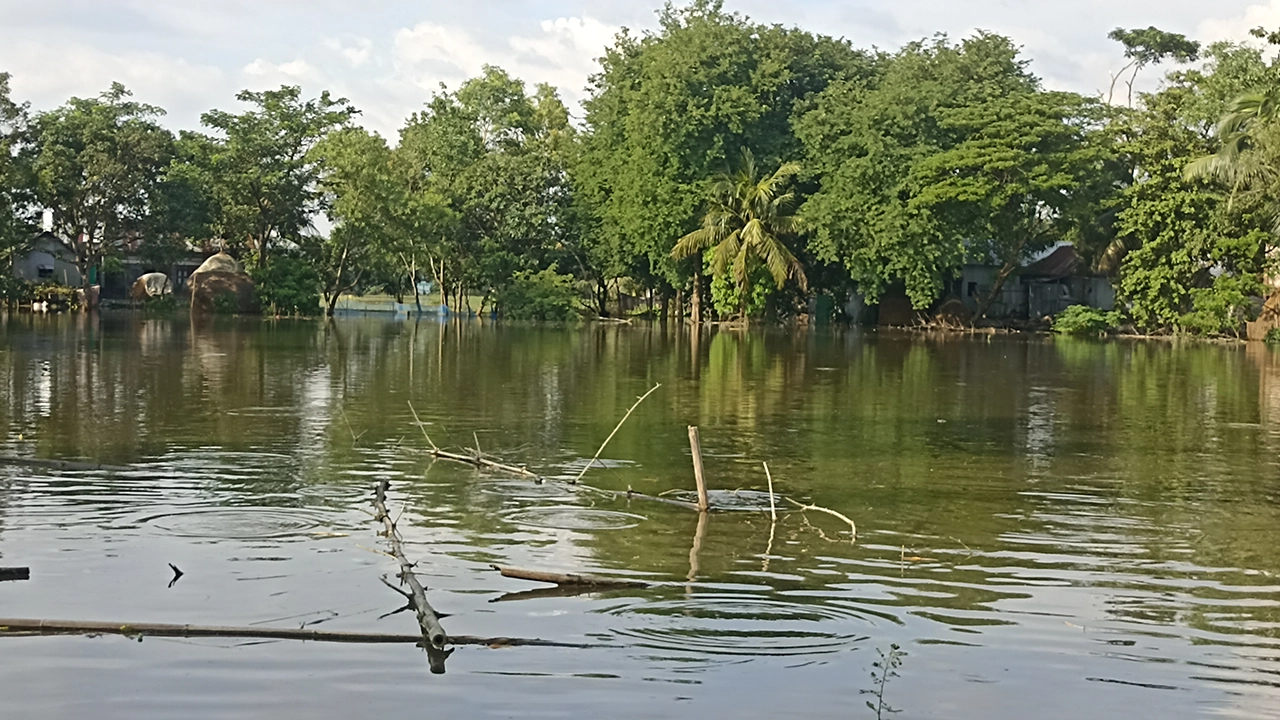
[1265,327,1280,347]
[1053,305,1122,336]
[250,255,320,316]
[495,267,580,321]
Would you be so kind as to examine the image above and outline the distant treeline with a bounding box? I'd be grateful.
[1,1,1277,331]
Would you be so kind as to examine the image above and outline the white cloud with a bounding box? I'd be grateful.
[324,36,374,67]
[1198,0,1280,44]
[0,40,226,129]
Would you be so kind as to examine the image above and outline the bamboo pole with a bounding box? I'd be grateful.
[490,565,648,588]
[571,383,662,485]
[372,479,451,673]
[0,618,596,648]
[688,426,710,512]
[762,462,777,522]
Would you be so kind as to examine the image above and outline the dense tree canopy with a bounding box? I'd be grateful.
[3,6,1280,334]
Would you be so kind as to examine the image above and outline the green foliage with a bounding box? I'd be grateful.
[709,258,770,319]
[800,34,1119,312]
[494,266,580,321]
[250,254,320,316]
[579,0,869,298]
[1115,42,1278,335]
[1053,305,1122,336]
[192,86,357,264]
[0,73,35,266]
[398,68,577,309]
[142,294,179,316]
[1264,327,1280,346]
[31,82,174,288]
[672,149,807,318]
[212,292,239,316]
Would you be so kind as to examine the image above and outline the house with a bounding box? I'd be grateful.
[12,233,83,287]
[953,244,1114,320]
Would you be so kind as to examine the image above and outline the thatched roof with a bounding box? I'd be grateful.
[192,252,244,276]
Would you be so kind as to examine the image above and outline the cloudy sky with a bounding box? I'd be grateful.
[1,0,1277,137]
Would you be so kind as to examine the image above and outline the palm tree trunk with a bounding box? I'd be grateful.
[690,253,703,325]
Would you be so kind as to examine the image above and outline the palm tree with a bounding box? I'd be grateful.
[672,149,807,321]
[1185,90,1280,231]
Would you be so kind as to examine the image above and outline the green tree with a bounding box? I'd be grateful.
[800,32,1091,310]
[398,67,578,312]
[0,72,35,271]
[579,0,870,318]
[671,149,806,319]
[31,82,174,292]
[908,91,1121,318]
[1107,27,1201,106]
[1115,41,1278,334]
[194,86,357,265]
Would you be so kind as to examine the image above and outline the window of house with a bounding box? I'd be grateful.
[37,267,53,279]
[967,282,978,297]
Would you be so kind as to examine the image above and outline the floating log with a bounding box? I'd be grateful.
[0,618,598,648]
[0,567,30,582]
[372,479,450,673]
[490,565,648,588]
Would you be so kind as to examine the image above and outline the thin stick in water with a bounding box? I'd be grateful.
[785,497,857,542]
[763,462,777,522]
[571,383,662,485]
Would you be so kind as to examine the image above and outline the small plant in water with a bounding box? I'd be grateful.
[863,643,905,719]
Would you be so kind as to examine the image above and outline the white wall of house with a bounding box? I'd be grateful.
[12,236,82,287]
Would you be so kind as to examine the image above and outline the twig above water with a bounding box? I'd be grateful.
[785,497,857,543]
[571,383,662,485]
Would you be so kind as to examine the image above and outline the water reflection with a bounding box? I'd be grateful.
[1,316,1280,716]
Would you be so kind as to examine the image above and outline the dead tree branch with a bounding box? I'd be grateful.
[373,479,451,672]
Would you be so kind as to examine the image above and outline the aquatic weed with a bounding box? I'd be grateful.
[863,643,905,719]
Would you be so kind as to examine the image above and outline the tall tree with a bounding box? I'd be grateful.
[31,82,174,292]
[671,149,806,319]
[580,0,870,316]
[194,86,357,265]
[1106,27,1201,106]
[398,67,576,312]
[0,72,35,271]
[800,32,1042,308]
[1115,41,1279,334]
[908,91,1121,319]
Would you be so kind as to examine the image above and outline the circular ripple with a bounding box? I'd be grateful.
[137,507,331,539]
[665,489,779,512]
[502,506,646,531]
[602,594,868,657]
[479,479,578,502]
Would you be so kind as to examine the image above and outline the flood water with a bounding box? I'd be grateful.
[2,314,1280,719]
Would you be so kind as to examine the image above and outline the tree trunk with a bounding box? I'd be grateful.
[974,237,1032,322]
[690,256,703,326]
[596,278,609,317]
[974,261,1018,322]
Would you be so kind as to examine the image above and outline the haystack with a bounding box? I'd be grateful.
[189,252,256,314]
[131,272,173,300]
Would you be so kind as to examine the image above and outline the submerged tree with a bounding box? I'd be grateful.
[671,149,806,320]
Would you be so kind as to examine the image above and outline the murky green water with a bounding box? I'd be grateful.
[2,314,1280,719]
